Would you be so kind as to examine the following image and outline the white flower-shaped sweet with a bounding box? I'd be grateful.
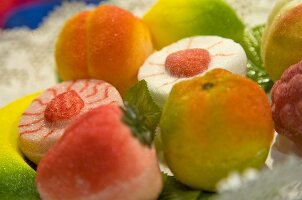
[138,36,247,106]
[18,79,123,164]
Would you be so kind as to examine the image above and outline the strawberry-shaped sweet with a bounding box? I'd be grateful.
[36,104,163,200]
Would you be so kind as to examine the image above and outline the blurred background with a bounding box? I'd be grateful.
[0,0,273,107]
[0,0,101,29]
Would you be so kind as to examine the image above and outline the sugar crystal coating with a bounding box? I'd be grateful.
[36,104,162,200]
[18,79,123,164]
[138,36,247,107]
[160,69,274,191]
[272,61,302,146]
[56,5,153,96]
[44,90,84,122]
[165,48,211,77]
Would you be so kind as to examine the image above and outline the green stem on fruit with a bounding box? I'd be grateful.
[202,83,215,90]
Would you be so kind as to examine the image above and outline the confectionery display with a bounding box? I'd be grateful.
[262,0,302,81]
[143,0,245,49]
[271,60,302,146]
[36,104,162,200]
[18,79,123,164]
[55,5,153,96]
[160,69,274,191]
[138,36,247,106]
[0,93,40,199]
[2,0,302,199]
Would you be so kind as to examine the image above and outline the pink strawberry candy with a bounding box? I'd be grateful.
[18,79,123,164]
[36,104,162,200]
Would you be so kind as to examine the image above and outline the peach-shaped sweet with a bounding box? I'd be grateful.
[262,0,302,81]
[36,104,162,200]
[56,5,153,96]
[160,69,274,191]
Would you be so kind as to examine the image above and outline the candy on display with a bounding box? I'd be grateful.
[143,0,245,49]
[18,79,123,164]
[272,60,302,146]
[36,104,162,200]
[0,93,40,199]
[262,0,302,81]
[160,69,274,191]
[55,5,153,96]
[138,36,247,106]
[1,0,302,199]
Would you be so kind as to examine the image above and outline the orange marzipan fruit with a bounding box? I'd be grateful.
[55,5,154,96]
[160,68,275,191]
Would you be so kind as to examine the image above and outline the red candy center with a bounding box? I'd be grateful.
[44,90,84,122]
[165,48,211,78]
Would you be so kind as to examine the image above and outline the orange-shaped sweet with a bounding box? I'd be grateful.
[160,69,274,191]
[55,5,153,96]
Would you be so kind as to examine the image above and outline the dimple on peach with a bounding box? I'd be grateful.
[55,5,153,96]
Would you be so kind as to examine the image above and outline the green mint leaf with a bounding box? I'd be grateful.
[159,173,215,200]
[122,103,153,147]
[197,192,216,200]
[159,173,201,200]
[124,80,161,133]
[241,25,274,93]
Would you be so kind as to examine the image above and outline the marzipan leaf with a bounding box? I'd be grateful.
[159,173,215,200]
[124,80,161,133]
[242,25,273,93]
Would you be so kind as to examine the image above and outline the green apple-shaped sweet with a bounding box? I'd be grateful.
[143,0,245,49]
[0,93,40,199]
[262,0,302,81]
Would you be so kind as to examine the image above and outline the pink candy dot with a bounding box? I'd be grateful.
[165,48,211,78]
[44,90,84,122]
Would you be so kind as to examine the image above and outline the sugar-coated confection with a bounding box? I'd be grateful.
[56,5,153,96]
[143,0,245,49]
[272,60,302,146]
[262,0,302,81]
[36,104,162,200]
[18,79,123,164]
[138,36,247,107]
[160,69,274,191]
[0,93,40,199]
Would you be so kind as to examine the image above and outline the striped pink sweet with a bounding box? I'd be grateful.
[18,79,123,164]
